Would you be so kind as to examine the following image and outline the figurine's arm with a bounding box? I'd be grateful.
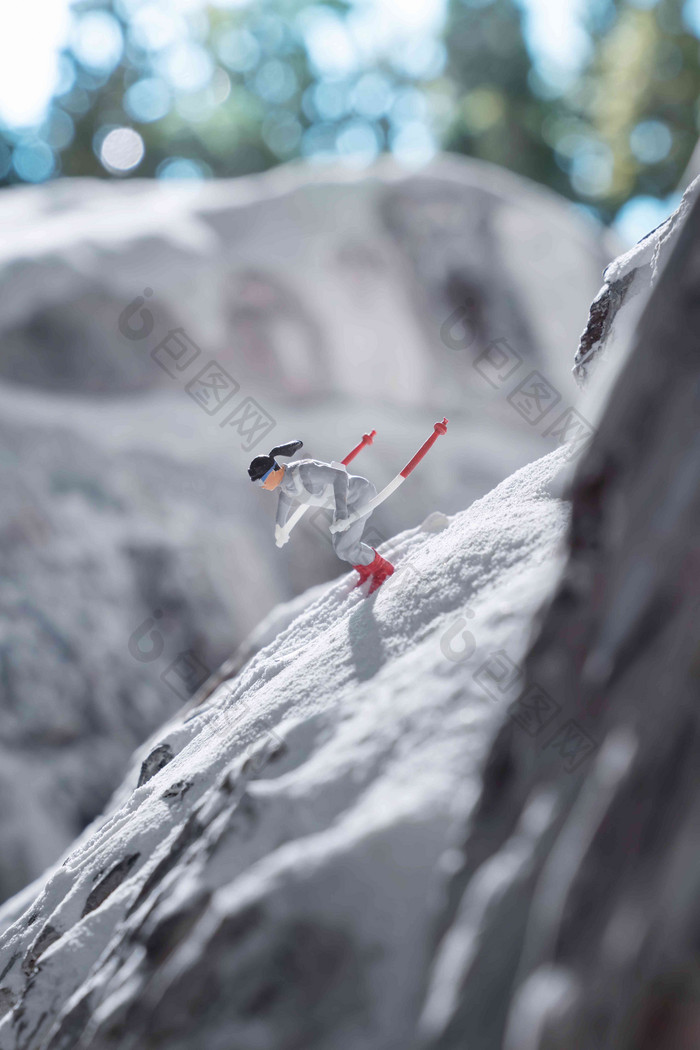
[274,490,294,547]
[331,467,349,525]
[276,490,293,529]
[298,462,349,524]
[274,462,350,547]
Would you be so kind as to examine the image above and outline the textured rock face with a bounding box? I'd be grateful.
[422,195,700,1048]
[0,156,610,902]
[0,445,573,1050]
[573,175,700,386]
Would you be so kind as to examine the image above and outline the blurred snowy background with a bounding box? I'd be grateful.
[0,0,698,900]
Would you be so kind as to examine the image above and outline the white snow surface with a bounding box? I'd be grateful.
[0,445,571,1050]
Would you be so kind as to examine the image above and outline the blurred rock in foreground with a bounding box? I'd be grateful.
[423,187,700,1050]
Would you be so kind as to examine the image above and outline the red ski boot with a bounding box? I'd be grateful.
[353,549,395,594]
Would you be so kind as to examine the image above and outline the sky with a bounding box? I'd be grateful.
[0,1,73,127]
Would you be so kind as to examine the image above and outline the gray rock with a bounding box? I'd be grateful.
[21,925,60,977]
[422,181,700,1050]
[137,744,174,788]
[82,855,141,918]
[573,269,635,385]
[573,175,700,386]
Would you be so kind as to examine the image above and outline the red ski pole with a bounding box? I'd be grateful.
[399,418,448,478]
[330,418,449,533]
[342,429,376,467]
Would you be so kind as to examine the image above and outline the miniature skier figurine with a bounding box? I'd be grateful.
[248,421,448,596]
[248,440,395,594]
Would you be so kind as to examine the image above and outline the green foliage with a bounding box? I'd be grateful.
[575,0,700,220]
[441,0,569,199]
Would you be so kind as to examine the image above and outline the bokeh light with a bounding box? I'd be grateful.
[42,108,75,150]
[124,78,172,123]
[262,111,303,156]
[630,120,673,165]
[350,73,393,119]
[304,81,349,122]
[129,4,184,52]
[570,146,614,199]
[216,28,261,72]
[156,156,211,178]
[99,127,145,174]
[390,122,436,166]
[71,11,124,73]
[299,9,358,76]
[12,140,56,182]
[615,191,682,243]
[159,41,213,92]
[335,120,382,167]
[301,122,337,161]
[254,60,298,105]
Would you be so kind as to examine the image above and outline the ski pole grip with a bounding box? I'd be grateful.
[342,428,376,466]
[400,418,449,478]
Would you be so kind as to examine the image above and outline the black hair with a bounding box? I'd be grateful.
[248,439,303,481]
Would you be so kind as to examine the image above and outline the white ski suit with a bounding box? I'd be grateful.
[276,459,376,566]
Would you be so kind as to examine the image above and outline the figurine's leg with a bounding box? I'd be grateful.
[334,477,376,566]
[332,515,374,566]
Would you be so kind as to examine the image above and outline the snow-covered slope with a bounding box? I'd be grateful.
[0,445,572,1050]
[0,154,613,902]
